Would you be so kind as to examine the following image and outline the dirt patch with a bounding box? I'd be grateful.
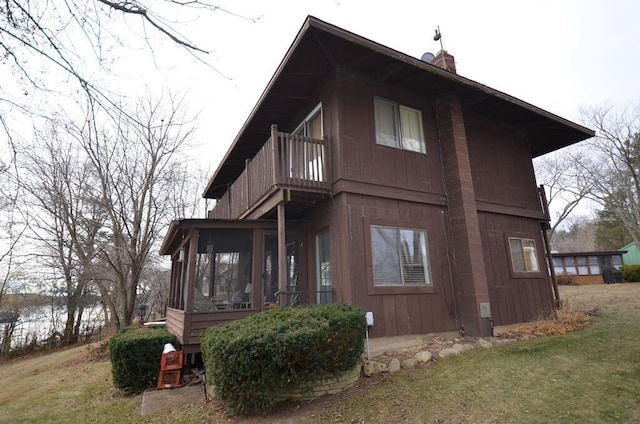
[201,372,391,424]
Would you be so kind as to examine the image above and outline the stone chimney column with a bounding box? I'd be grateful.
[435,93,491,337]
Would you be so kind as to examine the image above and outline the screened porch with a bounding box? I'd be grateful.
[159,219,334,353]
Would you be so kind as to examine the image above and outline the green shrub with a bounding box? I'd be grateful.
[108,326,178,394]
[201,304,366,416]
[620,265,640,282]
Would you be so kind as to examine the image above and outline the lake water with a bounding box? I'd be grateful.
[7,303,106,347]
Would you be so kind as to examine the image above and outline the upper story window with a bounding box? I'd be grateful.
[293,103,323,139]
[373,97,425,153]
[371,225,432,286]
[508,237,540,273]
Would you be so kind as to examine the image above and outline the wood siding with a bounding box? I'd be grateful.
[335,69,444,198]
[166,308,186,344]
[185,66,555,344]
[465,111,540,210]
[478,212,554,325]
[186,310,256,346]
[341,193,457,338]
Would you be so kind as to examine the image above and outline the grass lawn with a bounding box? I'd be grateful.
[1,284,639,423]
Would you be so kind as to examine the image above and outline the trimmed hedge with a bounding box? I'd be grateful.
[109,326,178,394]
[620,265,640,282]
[201,304,366,416]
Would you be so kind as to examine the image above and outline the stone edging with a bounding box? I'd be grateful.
[276,363,362,401]
[363,336,520,376]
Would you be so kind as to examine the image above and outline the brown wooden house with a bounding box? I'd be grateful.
[160,16,594,355]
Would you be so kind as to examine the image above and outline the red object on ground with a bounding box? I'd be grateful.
[160,350,183,371]
[157,350,183,389]
[157,370,181,389]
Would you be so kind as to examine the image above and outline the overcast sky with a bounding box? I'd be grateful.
[132,0,639,172]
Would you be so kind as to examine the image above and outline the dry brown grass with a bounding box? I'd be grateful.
[498,310,592,338]
[2,283,640,424]
[497,283,640,339]
[560,283,640,314]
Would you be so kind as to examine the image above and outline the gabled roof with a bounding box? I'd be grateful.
[203,16,594,199]
[620,241,636,251]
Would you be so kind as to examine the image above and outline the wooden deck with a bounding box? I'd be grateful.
[209,126,330,219]
[167,307,258,352]
[166,289,335,354]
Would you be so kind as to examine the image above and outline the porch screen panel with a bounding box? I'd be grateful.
[194,229,253,311]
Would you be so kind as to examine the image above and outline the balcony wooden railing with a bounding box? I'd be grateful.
[210,125,330,219]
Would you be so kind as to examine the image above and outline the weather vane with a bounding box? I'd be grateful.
[433,26,447,70]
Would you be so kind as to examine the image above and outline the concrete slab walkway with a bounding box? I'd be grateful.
[141,385,205,415]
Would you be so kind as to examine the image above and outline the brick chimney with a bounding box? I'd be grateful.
[432,50,456,74]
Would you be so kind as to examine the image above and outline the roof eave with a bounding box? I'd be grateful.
[202,15,594,198]
[202,17,317,199]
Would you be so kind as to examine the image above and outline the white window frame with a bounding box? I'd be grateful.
[508,237,540,273]
[373,96,426,153]
[291,103,324,181]
[370,225,432,286]
[293,103,323,138]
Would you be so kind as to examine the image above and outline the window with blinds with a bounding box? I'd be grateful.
[371,226,431,286]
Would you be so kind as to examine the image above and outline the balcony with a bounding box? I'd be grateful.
[210,126,330,219]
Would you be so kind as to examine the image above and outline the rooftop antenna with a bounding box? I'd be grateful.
[433,26,448,71]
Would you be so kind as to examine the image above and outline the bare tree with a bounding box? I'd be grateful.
[578,103,640,243]
[136,261,170,321]
[0,0,252,107]
[18,128,107,344]
[0,158,26,309]
[550,215,597,253]
[0,0,256,180]
[71,91,195,328]
[167,162,212,219]
[534,147,593,237]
